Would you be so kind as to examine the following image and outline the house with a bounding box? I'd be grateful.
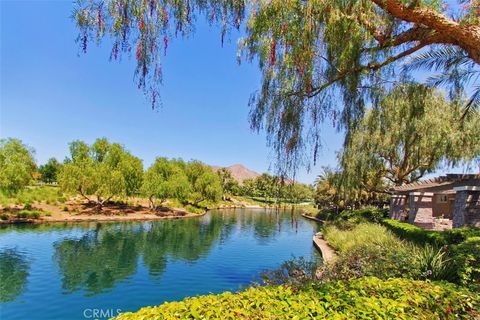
[389,174,480,230]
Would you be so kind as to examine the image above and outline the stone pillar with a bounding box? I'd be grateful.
[408,192,434,228]
[389,195,407,220]
[453,187,480,228]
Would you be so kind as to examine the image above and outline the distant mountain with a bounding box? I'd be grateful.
[212,164,261,184]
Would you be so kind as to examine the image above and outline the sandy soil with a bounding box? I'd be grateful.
[0,200,204,225]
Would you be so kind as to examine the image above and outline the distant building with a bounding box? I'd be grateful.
[389,174,480,230]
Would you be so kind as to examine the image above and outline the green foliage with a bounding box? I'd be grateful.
[381,219,480,246]
[58,138,143,206]
[0,185,62,208]
[74,0,480,174]
[185,161,222,206]
[0,138,36,195]
[142,157,190,208]
[314,167,388,210]
[240,173,313,204]
[341,83,480,186]
[323,223,457,283]
[315,208,388,224]
[217,168,239,200]
[415,244,456,281]
[381,219,480,288]
[450,237,480,288]
[114,277,479,320]
[38,158,61,183]
[16,210,42,219]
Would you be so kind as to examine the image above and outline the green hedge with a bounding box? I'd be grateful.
[115,277,479,319]
[316,208,388,223]
[382,219,480,287]
[381,219,480,246]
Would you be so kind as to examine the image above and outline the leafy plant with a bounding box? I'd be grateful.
[414,244,456,282]
[0,138,36,195]
[58,138,143,209]
[451,237,480,288]
[114,277,479,320]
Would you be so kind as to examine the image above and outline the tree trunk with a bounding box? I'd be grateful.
[371,0,480,64]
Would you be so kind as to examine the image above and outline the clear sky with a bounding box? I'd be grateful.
[1,1,475,184]
[0,0,343,183]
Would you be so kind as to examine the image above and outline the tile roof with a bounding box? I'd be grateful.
[391,174,480,192]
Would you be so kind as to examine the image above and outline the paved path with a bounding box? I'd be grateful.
[313,234,337,263]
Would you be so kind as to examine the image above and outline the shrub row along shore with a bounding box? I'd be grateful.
[1,137,314,224]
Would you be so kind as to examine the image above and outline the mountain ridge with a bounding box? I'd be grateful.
[211,164,261,184]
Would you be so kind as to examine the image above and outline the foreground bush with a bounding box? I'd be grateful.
[323,223,457,282]
[115,277,479,319]
[382,219,480,287]
[451,237,480,288]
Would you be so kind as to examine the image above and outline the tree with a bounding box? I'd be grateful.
[286,183,314,204]
[314,167,387,210]
[39,158,61,184]
[217,168,239,200]
[341,82,480,186]
[184,161,222,206]
[58,138,143,208]
[0,138,36,195]
[74,0,480,173]
[142,157,190,209]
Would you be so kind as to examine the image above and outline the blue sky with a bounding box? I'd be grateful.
[1,1,475,184]
[0,0,343,183]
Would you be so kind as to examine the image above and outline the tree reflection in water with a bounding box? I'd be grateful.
[53,209,301,296]
[0,248,30,302]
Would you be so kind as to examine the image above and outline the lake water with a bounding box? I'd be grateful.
[0,208,320,320]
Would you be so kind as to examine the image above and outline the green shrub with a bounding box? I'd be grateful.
[57,197,66,203]
[0,213,8,221]
[62,206,69,212]
[414,244,456,282]
[23,202,33,210]
[451,237,480,288]
[381,219,446,245]
[324,223,419,280]
[16,210,41,219]
[184,205,205,214]
[115,277,479,320]
[382,219,480,247]
[1,186,62,207]
[315,208,389,223]
[339,208,388,223]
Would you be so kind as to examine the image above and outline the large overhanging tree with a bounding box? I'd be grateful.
[340,82,480,187]
[74,0,480,173]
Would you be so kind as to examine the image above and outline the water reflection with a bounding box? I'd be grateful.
[54,224,140,295]
[52,209,303,296]
[0,248,30,302]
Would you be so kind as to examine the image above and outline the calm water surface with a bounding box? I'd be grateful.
[0,208,320,320]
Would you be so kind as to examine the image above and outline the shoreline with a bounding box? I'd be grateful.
[0,211,207,225]
[0,204,281,225]
[299,212,337,263]
[301,212,325,223]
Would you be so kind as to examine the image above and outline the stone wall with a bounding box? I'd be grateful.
[389,195,407,220]
[408,193,434,229]
[453,190,480,228]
